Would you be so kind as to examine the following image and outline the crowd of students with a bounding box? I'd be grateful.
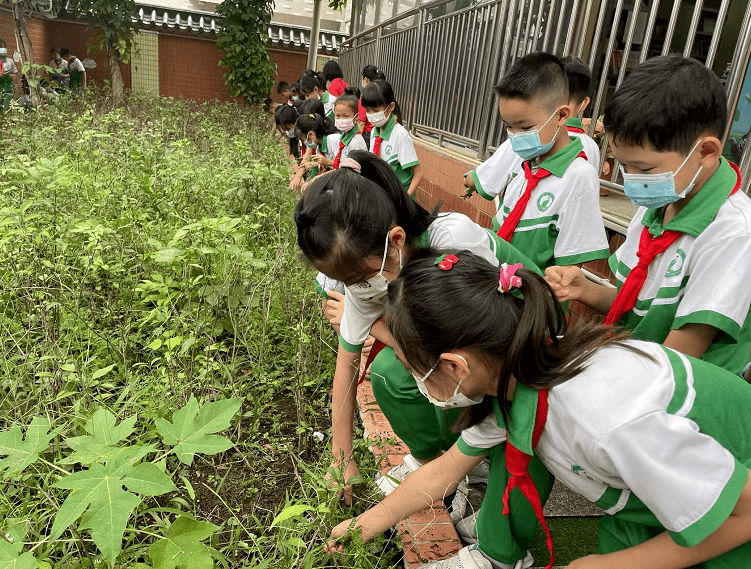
[272,51,751,569]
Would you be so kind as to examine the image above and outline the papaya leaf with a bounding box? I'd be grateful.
[0,540,38,569]
[0,417,57,477]
[149,516,219,569]
[155,397,242,465]
[50,446,176,565]
[61,409,138,465]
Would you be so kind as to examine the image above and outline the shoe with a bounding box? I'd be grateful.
[375,453,422,496]
[468,458,489,484]
[416,545,534,569]
[448,478,469,524]
[455,511,479,544]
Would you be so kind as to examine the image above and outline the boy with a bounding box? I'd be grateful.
[60,48,86,90]
[300,74,335,119]
[546,56,751,376]
[560,55,600,168]
[277,81,292,104]
[483,52,609,271]
[0,43,17,113]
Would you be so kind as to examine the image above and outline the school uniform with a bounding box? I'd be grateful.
[459,340,751,567]
[566,117,601,170]
[369,114,419,189]
[470,140,522,203]
[325,128,368,166]
[321,91,336,119]
[339,213,538,461]
[494,137,609,270]
[610,158,751,374]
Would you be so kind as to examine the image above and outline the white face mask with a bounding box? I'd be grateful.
[346,233,401,302]
[335,117,355,132]
[412,355,485,409]
[366,107,391,128]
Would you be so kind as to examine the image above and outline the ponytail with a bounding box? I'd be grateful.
[295,112,338,140]
[386,249,639,427]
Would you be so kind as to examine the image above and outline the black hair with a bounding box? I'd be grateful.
[323,60,344,81]
[362,64,386,81]
[263,98,277,114]
[277,81,290,94]
[298,97,326,117]
[290,81,300,92]
[335,87,360,115]
[300,74,322,96]
[295,150,436,279]
[316,72,328,92]
[275,104,298,128]
[494,52,568,110]
[386,249,639,426]
[295,112,338,141]
[560,55,591,106]
[604,55,727,153]
[60,47,71,57]
[362,80,403,125]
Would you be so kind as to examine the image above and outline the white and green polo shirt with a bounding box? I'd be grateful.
[325,128,368,163]
[458,340,751,550]
[610,158,751,374]
[338,212,535,352]
[496,137,609,270]
[321,92,336,119]
[471,140,523,202]
[369,115,420,189]
[566,118,601,170]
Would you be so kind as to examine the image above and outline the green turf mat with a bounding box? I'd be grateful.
[528,517,599,566]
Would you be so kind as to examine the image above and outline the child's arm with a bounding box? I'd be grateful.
[662,324,718,360]
[568,474,751,569]
[326,444,483,550]
[545,266,617,315]
[406,163,423,197]
[323,293,395,349]
[311,154,334,168]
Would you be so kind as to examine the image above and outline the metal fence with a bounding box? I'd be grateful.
[339,0,751,192]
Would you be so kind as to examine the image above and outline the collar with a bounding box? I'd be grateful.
[641,157,740,237]
[492,383,541,455]
[566,117,584,131]
[321,92,329,103]
[374,113,398,140]
[533,136,584,178]
[414,229,430,249]
[341,127,358,145]
[319,136,328,154]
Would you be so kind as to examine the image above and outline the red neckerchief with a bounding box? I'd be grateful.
[503,389,555,569]
[605,161,742,326]
[358,340,386,384]
[497,151,587,242]
[333,140,346,170]
[566,125,585,134]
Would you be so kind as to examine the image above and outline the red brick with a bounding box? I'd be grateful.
[410,522,459,543]
[417,541,463,561]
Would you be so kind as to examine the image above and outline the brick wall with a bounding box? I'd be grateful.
[269,48,308,103]
[158,33,231,102]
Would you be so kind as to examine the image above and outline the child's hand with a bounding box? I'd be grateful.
[323,291,345,332]
[325,456,359,505]
[545,266,587,302]
[289,174,304,192]
[325,518,357,554]
[311,155,332,167]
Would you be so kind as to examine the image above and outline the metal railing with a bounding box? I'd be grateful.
[340,0,751,193]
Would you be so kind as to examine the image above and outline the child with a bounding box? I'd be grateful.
[358,65,383,148]
[361,64,386,88]
[560,56,601,168]
[362,80,423,197]
[546,56,751,376]
[294,112,339,181]
[277,81,292,103]
[327,88,368,168]
[295,151,537,505]
[323,60,348,97]
[327,249,751,569]
[290,81,301,102]
[300,74,336,119]
[488,52,608,271]
[60,48,86,90]
[0,42,17,114]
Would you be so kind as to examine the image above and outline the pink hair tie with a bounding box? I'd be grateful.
[498,263,523,293]
[339,157,361,173]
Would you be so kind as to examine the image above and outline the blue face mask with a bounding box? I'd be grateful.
[620,140,703,209]
[285,129,295,138]
[507,108,560,160]
[304,135,318,149]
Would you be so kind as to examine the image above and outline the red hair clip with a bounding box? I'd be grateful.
[498,263,523,293]
[435,254,459,271]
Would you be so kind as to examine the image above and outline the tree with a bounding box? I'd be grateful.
[215,0,276,104]
[68,0,139,102]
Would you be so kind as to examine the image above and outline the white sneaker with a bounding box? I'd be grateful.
[455,511,479,544]
[416,545,534,569]
[375,453,422,496]
[448,478,469,524]
[468,458,490,484]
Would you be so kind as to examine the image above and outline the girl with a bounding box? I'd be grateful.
[294,112,339,182]
[323,60,348,97]
[358,65,384,148]
[362,80,422,197]
[328,249,751,569]
[274,103,300,161]
[294,151,537,507]
[289,100,329,191]
[327,88,368,170]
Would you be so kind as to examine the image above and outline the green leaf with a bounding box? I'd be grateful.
[270,504,314,527]
[62,409,139,465]
[0,540,38,569]
[91,363,116,380]
[0,417,56,476]
[149,516,219,569]
[155,397,242,465]
[50,447,176,565]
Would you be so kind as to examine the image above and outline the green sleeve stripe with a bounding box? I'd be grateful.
[668,460,749,547]
[474,170,493,200]
[664,348,690,415]
[672,311,742,342]
[338,336,364,353]
[595,486,628,512]
[555,248,610,266]
[401,160,420,168]
[456,437,492,457]
[314,280,330,299]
